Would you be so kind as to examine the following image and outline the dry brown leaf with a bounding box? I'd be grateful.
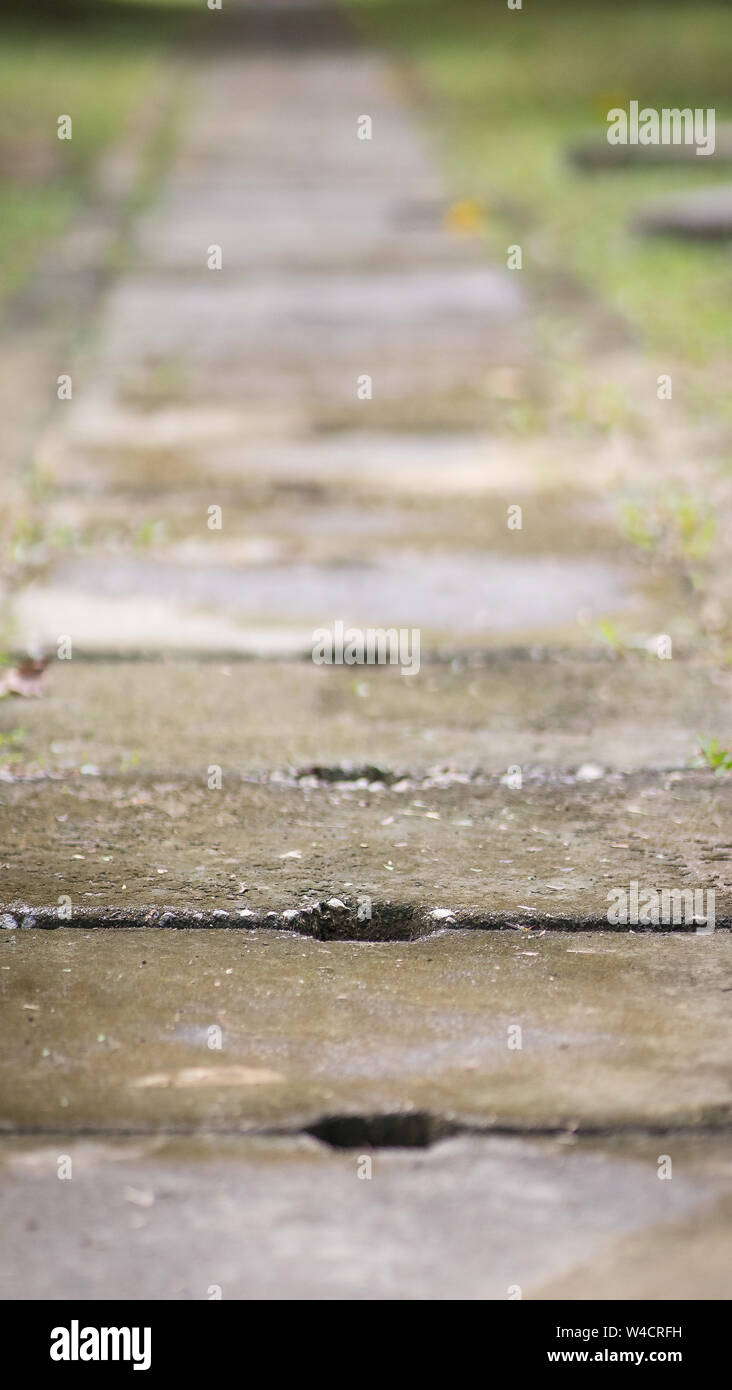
[0,656,49,699]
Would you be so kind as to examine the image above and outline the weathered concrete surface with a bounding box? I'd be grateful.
[6,10,721,937]
[1,1131,729,1300]
[33,44,528,433]
[534,1189,732,1300]
[135,187,482,270]
[5,655,730,932]
[0,931,730,1133]
[3,0,731,1303]
[12,552,635,655]
[1,771,731,929]
[163,50,442,189]
[35,415,691,499]
[2,658,729,777]
[12,6,716,677]
[12,19,680,655]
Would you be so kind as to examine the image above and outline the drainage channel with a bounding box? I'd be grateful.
[305,1111,459,1149]
[3,904,724,938]
[3,1114,732,1150]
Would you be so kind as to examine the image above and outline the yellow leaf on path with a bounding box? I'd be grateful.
[443,198,485,237]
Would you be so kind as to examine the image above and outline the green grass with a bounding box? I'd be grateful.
[346,0,732,363]
[695,736,732,775]
[0,1,196,305]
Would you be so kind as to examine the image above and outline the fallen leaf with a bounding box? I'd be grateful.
[0,656,48,699]
[443,198,485,236]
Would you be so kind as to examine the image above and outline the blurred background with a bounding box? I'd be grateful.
[1,0,730,343]
[1,0,731,712]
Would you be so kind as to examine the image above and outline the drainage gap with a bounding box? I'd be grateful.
[305,1111,460,1150]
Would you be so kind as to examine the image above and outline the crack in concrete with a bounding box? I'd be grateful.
[2,1114,731,1147]
[3,904,729,937]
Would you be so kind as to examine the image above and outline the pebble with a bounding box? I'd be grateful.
[575,763,605,782]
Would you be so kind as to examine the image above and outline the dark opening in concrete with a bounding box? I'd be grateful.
[306,1111,459,1149]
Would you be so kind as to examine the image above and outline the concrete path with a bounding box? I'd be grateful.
[1,0,730,1299]
[3,930,731,1132]
[2,1131,730,1300]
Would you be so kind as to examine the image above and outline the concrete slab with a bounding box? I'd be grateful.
[533,1189,732,1300]
[13,550,630,654]
[5,0,728,1309]
[135,200,472,272]
[0,772,730,929]
[2,658,728,778]
[94,266,526,383]
[39,479,617,562]
[0,1131,728,1299]
[37,425,608,499]
[170,54,442,187]
[0,931,730,1133]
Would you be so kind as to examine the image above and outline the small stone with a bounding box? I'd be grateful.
[0,914,18,931]
[326,898,347,911]
[575,763,604,782]
[212,909,229,918]
[431,908,456,922]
